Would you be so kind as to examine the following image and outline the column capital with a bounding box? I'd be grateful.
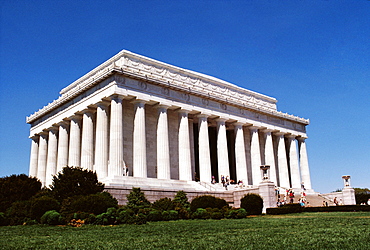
[261,128,275,134]
[178,108,191,115]
[29,134,39,140]
[110,94,125,102]
[96,100,110,109]
[81,107,96,115]
[48,126,59,133]
[233,122,244,127]
[216,117,228,123]
[248,126,260,132]
[157,104,170,111]
[285,134,298,140]
[297,136,308,142]
[69,114,83,121]
[197,113,209,119]
[274,131,286,137]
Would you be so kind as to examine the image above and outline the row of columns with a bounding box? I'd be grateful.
[29,94,311,190]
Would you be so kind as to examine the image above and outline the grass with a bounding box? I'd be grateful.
[1,212,370,249]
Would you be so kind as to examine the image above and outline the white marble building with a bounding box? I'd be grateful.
[27,50,313,202]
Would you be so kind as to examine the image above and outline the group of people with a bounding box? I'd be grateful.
[211,175,245,190]
[276,187,309,207]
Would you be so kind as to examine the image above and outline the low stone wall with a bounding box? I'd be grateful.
[105,181,276,209]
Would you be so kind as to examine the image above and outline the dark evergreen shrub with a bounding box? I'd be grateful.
[168,210,179,220]
[236,208,247,218]
[173,191,190,209]
[0,174,41,213]
[147,210,163,222]
[30,196,60,221]
[61,192,118,216]
[126,188,151,213]
[240,193,263,215]
[210,211,223,220]
[50,167,104,202]
[133,213,147,225]
[174,206,190,219]
[116,209,135,224]
[84,214,97,224]
[0,212,7,226]
[5,200,31,225]
[190,195,228,212]
[152,198,174,211]
[40,210,62,225]
[191,208,210,219]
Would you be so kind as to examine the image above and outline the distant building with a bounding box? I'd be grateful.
[27,50,312,206]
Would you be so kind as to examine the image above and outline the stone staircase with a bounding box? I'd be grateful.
[297,193,335,207]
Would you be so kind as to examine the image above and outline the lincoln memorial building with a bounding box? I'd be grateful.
[27,50,313,207]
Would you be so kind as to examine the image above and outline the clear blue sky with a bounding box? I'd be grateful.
[0,1,369,193]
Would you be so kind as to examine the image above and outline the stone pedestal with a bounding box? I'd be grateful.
[258,181,276,213]
[342,187,356,205]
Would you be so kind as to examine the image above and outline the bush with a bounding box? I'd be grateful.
[5,200,31,225]
[40,210,62,225]
[191,208,210,219]
[152,198,174,211]
[50,166,104,202]
[240,193,263,215]
[173,191,190,209]
[162,210,178,221]
[133,213,147,225]
[147,210,163,222]
[61,192,118,216]
[174,206,190,219]
[0,174,41,213]
[116,209,135,224]
[0,212,7,226]
[190,195,228,212]
[30,196,60,221]
[126,188,151,213]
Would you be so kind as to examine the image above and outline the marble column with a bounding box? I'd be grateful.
[234,123,248,183]
[133,100,147,178]
[250,126,262,186]
[198,114,212,182]
[216,118,230,181]
[178,110,192,181]
[95,102,109,178]
[287,135,301,188]
[298,137,312,190]
[109,96,124,177]
[275,132,290,188]
[29,136,39,178]
[45,128,58,186]
[68,115,82,167]
[57,121,69,172]
[37,132,48,186]
[81,109,95,171]
[262,129,277,185]
[157,105,171,179]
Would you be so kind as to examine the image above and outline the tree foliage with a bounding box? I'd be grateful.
[190,195,228,212]
[240,193,263,215]
[173,191,190,209]
[354,188,370,205]
[126,188,151,212]
[50,167,104,202]
[0,174,41,212]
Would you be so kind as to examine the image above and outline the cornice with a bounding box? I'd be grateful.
[26,50,309,125]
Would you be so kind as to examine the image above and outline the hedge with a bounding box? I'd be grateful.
[266,204,370,215]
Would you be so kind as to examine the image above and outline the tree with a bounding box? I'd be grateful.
[173,190,190,209]
[0,174,41,212]
[354,188,370,205]
[240,193,263,215]
[126,188,150,212]
[50,167,104,202]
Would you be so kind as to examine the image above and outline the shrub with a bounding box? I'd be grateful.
[133,213,147,225]
[30,196,60,221]
[50,166,104,202]
[61,192,118,216]
[191,208,210,219]
[190,195,228,212]
[5,200,31,225]
[40,210,62,225]
[0,174,42,213]
[147,210,163,222]
[174,206,190,219]
[152,198,174,211]
[116,209,135,224]
[240,193,263,215]
[173,191,190,209]
[126,188,151,213]
[161,210,178,221]
[0,212,7,226]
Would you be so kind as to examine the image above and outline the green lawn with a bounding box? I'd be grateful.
[1,212,369,249]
